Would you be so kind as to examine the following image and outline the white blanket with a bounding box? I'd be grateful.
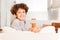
[0,26,57,40]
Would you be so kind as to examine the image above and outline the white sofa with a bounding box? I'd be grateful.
[57,28,60,40]
[40,26,56,33]
[0,26,58,40]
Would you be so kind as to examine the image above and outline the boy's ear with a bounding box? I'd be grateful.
[13,14,16,18]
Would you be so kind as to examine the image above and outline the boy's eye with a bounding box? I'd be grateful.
[18,12,21,13]
[23,11,25,13]
[18,12,25,13]
[17,12,25,14]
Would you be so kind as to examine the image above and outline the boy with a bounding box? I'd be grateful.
[10,3,29,31]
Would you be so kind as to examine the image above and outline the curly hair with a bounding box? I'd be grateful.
[10,3,29,15]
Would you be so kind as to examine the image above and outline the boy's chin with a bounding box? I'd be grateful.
[19,18,25,21]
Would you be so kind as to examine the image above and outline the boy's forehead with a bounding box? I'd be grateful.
[17,8,25,11]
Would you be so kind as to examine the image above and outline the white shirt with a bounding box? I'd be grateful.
[11,19,31,31]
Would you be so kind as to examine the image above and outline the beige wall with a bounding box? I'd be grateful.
[0,0,1,26]
[48,0,60,8]
[52,0,60,8]
[1,0,15,27]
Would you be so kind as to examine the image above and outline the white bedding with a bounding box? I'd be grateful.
[57,28,60,40]
[0,26,58,40]
[40,26,56,33]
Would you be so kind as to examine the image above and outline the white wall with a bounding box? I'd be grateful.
[58,8,60,20]
[1,0,48,27]
[16,0,48,20]
[1,0,15,27]
[6,0,15,26]
[1,0,7,27]
[1,0,60,27]
[26,12,48,20]
[16,0,47,12]
[0,0,1,27]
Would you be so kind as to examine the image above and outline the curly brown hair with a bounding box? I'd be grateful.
[10,3,29,15]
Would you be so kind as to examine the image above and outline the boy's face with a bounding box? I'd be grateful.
[15,8,26,21]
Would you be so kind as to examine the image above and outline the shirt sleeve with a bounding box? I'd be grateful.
[11,20,22,31]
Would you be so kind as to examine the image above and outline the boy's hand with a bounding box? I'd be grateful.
[29,27,40,33]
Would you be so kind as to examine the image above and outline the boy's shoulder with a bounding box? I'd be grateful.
[13,19,20,23]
